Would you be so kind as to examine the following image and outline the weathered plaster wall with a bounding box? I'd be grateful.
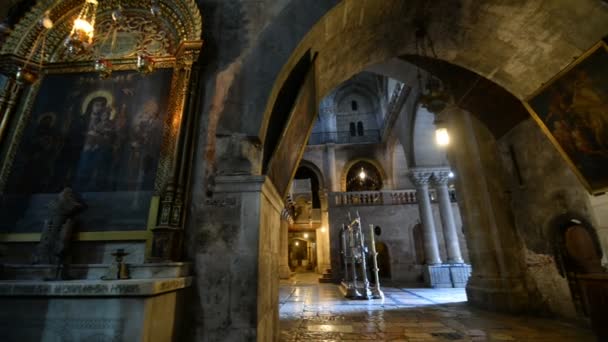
[588,193,608,267]
[498,118,605,318]
[185,2,339,340]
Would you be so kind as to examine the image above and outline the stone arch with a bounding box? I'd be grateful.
[333,82,380,115]
[296,160,325,190]
[390,139,411,189]
[411,103,449,167]
[340,158,387,192]
[257,0,608,145]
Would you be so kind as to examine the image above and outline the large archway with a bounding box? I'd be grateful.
[256,0,608,144]
[255,0,608,331]
[188,1,608,340]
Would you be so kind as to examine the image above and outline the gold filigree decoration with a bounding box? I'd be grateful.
[1,0,202,63]
[57,11,176,61]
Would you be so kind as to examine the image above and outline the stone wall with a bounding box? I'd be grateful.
[498,118,607,318]
[186,176,282,341]
[328,202,468,284]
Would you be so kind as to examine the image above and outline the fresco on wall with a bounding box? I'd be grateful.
[0,69,173,233]
[525,41,608,194]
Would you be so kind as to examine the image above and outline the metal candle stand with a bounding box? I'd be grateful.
[368,224,384,299]
[339,212,383,299]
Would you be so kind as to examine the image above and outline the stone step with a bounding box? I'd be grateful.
[319,269,333,283]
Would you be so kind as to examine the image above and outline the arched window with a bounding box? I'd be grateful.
[349,122,356,136]
[357,121,364,136]
[351,100,358,111]
[346,161,382,191]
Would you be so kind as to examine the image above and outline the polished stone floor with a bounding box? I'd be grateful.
[279,273,595,341]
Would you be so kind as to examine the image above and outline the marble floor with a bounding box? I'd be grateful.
[279,273,595,342]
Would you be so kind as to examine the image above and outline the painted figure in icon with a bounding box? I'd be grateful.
[74,94,119,191]
[543,68,608,185]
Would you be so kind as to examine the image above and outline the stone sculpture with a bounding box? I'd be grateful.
[31,188,87,274]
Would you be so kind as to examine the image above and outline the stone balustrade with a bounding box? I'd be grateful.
[330,189,456,207]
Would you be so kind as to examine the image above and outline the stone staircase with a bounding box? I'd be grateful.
[318,268,333,283]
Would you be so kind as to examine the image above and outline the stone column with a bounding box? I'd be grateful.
[433,170,464,264]
[326,143,339,192]
[409,170,442,265]
[279,209,292,279]
[444,105,529,311]
[316,190,331,274]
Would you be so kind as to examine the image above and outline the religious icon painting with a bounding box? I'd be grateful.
[524,40,608,194]
[0,69,173,233]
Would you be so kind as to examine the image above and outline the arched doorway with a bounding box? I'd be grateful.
[375,241,392,279]
[288,237,316,271]
[413,224,426,265]
[294,165,321,208]
[554,219,604,315]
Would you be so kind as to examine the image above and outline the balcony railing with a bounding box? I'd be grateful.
[308,129,381,145]
[330,189,457,207]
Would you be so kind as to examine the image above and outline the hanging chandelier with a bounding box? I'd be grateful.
[414,25,450,115]
[64,0,99,55]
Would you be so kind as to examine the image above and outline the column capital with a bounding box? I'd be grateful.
[432,169,452,186]
[408,168,436,186]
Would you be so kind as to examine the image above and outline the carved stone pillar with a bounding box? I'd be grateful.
[316,190,331,274]
[279,208,292,279]
[409,170,442,265]
[195,175,283,341]
[445,105,529,310]
[433,170,464,264]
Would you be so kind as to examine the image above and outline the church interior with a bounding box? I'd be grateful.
[0,1,607,341]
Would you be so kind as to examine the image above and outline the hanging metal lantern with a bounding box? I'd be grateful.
[94,58,113,79]
[419,76,450,114]
[15,67,38,85]
[64,0,99,55]
[136,54,154,74]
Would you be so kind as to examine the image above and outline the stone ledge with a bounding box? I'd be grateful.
[1,262,191,281]
[0,276,192,297]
